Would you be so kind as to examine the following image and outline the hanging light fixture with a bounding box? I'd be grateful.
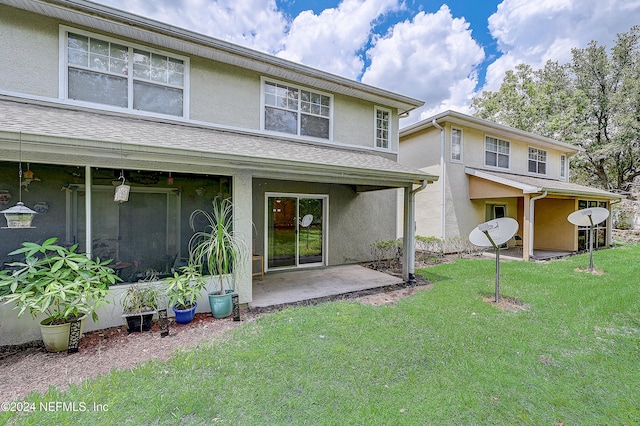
[114,141,130,203]
[1,132,37,229]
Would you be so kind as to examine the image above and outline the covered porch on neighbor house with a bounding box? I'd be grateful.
[249,264,404,309]
[466,168,622,261]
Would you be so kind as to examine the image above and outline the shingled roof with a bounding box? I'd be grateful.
[0,95,436,189]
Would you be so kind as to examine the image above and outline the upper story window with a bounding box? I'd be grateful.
[375,107,391,150]
[528,147,547,175]
[451,127,463,162]
[560,154,567,179]
[263,79,332,140]
[63,28,188,117]
[485,136,510,169]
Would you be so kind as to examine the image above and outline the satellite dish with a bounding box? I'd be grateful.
[300,214,313,228]
[469,217,519,248]
[469,217,519,303]
[567,207,610,272]
[567,207,609,227]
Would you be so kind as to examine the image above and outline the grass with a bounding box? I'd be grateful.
[3,245,640,425]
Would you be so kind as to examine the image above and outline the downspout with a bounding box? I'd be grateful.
[608,198,622,246]
[404,180,428,284]
[432,119,445,239]
[85,165,92,259]
[528,191,547,260]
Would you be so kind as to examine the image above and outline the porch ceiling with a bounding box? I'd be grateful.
[466,168,622,200]
[0,96,437,190]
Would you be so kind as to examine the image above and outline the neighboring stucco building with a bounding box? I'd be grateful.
[0,0,436,345]
[399,110,621,260]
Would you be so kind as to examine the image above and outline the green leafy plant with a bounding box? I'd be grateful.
[188,196,248,295]
[121,283,160,314]
[164,263,207,310]
[0,238,119,324]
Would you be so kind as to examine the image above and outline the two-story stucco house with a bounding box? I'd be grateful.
[399,110,621,261]
[0,0,437,345]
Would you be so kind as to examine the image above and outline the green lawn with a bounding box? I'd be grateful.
[3,245,640,425]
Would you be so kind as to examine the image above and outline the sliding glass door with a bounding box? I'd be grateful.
[267,194,326,270]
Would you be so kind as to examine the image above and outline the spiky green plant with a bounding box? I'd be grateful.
[188,196,248,294]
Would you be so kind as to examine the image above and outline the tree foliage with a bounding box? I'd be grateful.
[472,26,640,194]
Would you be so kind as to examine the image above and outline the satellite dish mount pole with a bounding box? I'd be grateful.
[587,214,594,272]
[480,226,501,303]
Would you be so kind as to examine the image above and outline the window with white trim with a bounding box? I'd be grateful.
[451,127,463,162]
[375,107,390,149]
[263,80,332,139]
[528,147,547,174]
[560,154,567,179]
[485,136,510,169]
[63,28,187,117]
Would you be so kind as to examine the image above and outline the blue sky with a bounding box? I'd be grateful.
[92,0,640,124]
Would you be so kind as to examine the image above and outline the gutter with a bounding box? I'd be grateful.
[529,191,548,259]
[432,119,445,239]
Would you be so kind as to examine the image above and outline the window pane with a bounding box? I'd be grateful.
[301,114,329,139]
[498,154,509,168]
[538,162,546,174]
[89,53,109,71]
[133,49,150,79]
[89,38,109,56]
[529,160,537,173]
[68,49,88,67]
[68,68,128,107]
[486,151,497,167]
[265,107,297,134]
[133,81,183,116]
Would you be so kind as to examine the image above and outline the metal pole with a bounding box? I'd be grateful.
[495,247,500,303]
[482,230,500,303]
[588,215,594,272]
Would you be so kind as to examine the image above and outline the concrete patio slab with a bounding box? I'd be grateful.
[249,264,403,308]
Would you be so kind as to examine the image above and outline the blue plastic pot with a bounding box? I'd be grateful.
[172,302,197,324]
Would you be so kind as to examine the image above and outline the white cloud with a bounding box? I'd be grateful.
[484,0,640,91]
[362,5,484,123]
[275,0,402,79]
[94,0,287,53]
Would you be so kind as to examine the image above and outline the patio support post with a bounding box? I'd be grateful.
[403,181,427,284]
[232,171,253,304]
[528,191,547,260]
[85,165,92,259]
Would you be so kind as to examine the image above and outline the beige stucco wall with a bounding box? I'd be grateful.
[534,197,576,251]
[1,6,399,153]
[0,5,60,97]
[457,125,569,181]
[253,179,398,267]
[397,128,441,237]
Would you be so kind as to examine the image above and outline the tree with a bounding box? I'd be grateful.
[472,26,640,194]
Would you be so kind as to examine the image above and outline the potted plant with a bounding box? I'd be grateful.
[164,263,207,324]
[0,238,119,352]
[121,282,160,332]
[189,196,248,318]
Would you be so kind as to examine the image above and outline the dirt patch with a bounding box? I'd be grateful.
[482,296,530,312]
[0,312,256,402]
[574,267,605,275]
